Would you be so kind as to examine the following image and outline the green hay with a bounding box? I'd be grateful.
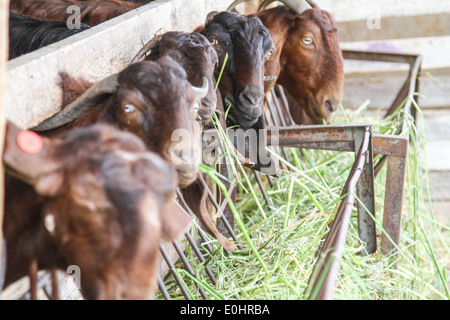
[157,89,449,300]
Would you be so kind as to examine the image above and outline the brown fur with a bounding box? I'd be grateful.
[143,31,218,124]
[10,0,140,26]
[42,57,201,188]
[255,6,344,124]
[198,11,275,129]
[3,122,186,299]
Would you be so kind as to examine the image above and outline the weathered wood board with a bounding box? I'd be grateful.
[6,0,234,129]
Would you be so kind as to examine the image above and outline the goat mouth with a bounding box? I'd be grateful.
[177,171,197,188]
[224,97,262,118]
[325,100,333,113]
[264,75,277,82]
[306,96,327,125]
[227,110,259,128]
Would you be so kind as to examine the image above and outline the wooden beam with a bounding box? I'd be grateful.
[6,0,234,129]
[0,0,8,291]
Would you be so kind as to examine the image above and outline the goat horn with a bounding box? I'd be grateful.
[305,0,320,8]
[258,0,312,13]
[191,77,209,100]
[205,11,220,25]
[31,74,119,131]
[226,0,252,12]
[130,34,163,64]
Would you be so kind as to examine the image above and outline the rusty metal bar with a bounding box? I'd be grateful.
[159,244,192,300]
[307,126,372,300]
[373,135,409,254]
[157,276,171,300]
[354,126,376,255]
[184,232,217,286]
[342,50,422,133]
[266,125,377,255]
[274,85,296,126]
[171,240,209,299]
[342,49,419,65]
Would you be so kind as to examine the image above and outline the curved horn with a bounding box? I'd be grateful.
[191,77,209,100]
[205,11,220,25]
[258,0,312,14]
[226,0,252,12]
[130,34,163,64]
[305,0,320,8]
[31,74,119,131]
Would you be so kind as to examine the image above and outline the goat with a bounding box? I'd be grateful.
[29,57,237,250]
[10,0,140,26]
[31,56,208,189]
[131,31,218,125]
[196,11,275,130]
[9,11,90,60]
[3,121,190,299]
[229,0,344,125]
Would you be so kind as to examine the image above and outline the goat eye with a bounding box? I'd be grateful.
[210,39,218,46]
[193,102,200,113]
[123,104,136,113]
[266,48,274,57]
[302,37,313,45]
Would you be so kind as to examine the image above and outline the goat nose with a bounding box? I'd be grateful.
[239,85,264,108]
[171,145,199,167]
[325,100,338,113]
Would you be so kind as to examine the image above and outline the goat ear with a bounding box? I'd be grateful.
[160,199,191,241]
[3,121,63,196]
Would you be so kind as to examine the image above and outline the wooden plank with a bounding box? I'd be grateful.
[336,13,450,43]
[425,141,450,171]
[6,0,234,129]
[342,70,450,111]
[342,36,450,72]
[317,0,450,22]
[422,111,450,140]
[0,0,8,289]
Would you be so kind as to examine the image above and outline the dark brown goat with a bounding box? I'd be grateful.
[10,0,140,26]
[9,11,90,60]
[232,0,344,125]
[3,122,190,299]
[32,57,208,189]
[131,31,218,125]
[196,11,275,130]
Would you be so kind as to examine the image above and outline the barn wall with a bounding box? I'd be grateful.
[6,0,234,129]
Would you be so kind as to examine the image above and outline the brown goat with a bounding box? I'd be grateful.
[10,0,140,26]
[229,0,344,125]
[131,31,219,125]
[196,11,275,130]
[30,57,236,251]
[3,121,190,299]
[32,57,208,189]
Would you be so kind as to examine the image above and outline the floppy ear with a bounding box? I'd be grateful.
[3,121,64,196]
[160,199,191,241]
